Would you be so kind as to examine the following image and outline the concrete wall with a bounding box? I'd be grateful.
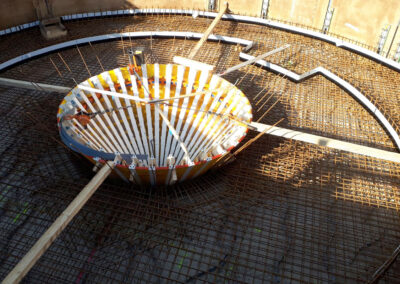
[226,0,264,16]
[0,0,36,28]
[268,0,329,29]
[268,0,400,54]
[329,0,400,54]
[1,0,400,56]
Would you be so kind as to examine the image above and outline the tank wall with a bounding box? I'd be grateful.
[1,0,400,55]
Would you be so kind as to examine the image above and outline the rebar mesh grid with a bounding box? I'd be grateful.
[0,13,399,283]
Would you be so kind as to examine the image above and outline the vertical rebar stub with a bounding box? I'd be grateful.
[128,48,145,67]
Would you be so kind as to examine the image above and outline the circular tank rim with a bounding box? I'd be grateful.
[58,64,252,169]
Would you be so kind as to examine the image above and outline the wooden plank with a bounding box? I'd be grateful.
[78,84,146,103]
[129,66,191,164]
[251,122,400,163]
[3,160,117,284]
[173,56,214,71]
[149,87,223,104]
[218,44,290,76]
[187,2,229,59]
[160,64,173,166]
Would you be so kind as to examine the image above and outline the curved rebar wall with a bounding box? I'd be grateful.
[1,28,399,153]
[2,9,400,70]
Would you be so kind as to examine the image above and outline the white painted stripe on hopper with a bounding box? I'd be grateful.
[130,74,149,166]
[69,96,113,152]
[194,90,243,160]
[77,88,122,153]
[69,122,100,150]
[141,65,155,158]
[89,77,130,154]
[173,67,197,162]
[104,71,136,154]
[77,85,146,102]
[165,65,184,161]
[200,92,244,157]
[154,64,161,166]
[72,120,103,150]
[160,64,173,166]
[113,69,141,155]
[177,70,209,162]
[188,79,228,158]
[185,75,219,155]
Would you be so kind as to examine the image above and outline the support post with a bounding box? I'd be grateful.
[377,25,391,55]
[128,155,143,187]
[322,0,334,34]
[387,20,400,58]
[165,156,177,186]
[148,157,157,186]
[261,0,270,19]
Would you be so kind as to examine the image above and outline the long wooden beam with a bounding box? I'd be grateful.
[149,87,223,103]
[218,44,290,76]
[187,2,229,59]
[78,84,147,103]
[2,160,118,284]
[0,77,71,93]
[251,122,400,163]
